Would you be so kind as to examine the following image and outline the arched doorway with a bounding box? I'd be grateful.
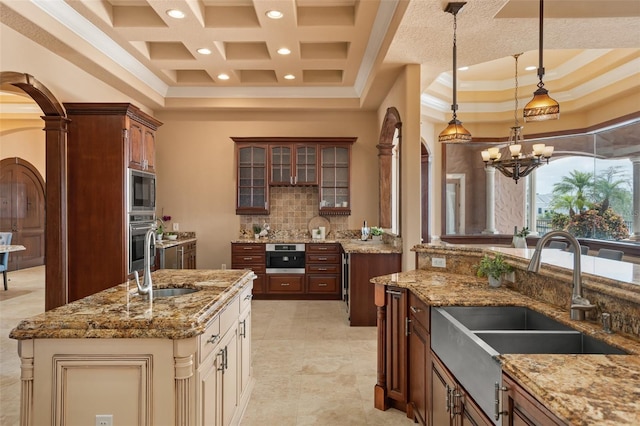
[377,107,402,234]
[0,157,45,269]
[1,72,68,310]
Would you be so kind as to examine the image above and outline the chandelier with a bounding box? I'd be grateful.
[438,2,472,144]
[481,53,554,184]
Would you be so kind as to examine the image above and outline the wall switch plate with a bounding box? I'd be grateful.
[504,271,515,283]
[172,223,179,231]
[432,257,446,268]
[96,415,113,426]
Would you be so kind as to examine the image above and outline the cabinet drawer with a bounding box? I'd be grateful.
[232,253,265,266]
[199,316,220,363]
[306,264,340,274]
[267,275,304,293]
[306,253,340,264]
[220,295,240,337]
[409,292,429,331]
[252,274,265,294]
[306,243,340,254]
[232,243,265,254]
[240,283,253,312]
[307,275,339,293]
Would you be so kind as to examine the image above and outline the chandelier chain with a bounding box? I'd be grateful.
[513,53,521,127]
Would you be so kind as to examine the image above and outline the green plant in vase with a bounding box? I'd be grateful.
[476,253,513,288]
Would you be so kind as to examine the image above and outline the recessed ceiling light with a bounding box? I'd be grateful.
[277,48,291,55]
[266,10,283,19]
[197,48,212,55]
[284,74,295,80]
[525,66,537,71]
[166,9,185,19]
[217,74,230,80]
[457,66,469,71]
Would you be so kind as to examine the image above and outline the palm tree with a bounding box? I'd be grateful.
[552,170,594,213]
[549,194,577,217]
[592,166,631,213]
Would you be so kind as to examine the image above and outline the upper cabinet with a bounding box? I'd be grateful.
[235,143,269,215]
[270,144,318,186]
[232,137,355,216]
[319,145,351,215]
[128,120,156,172]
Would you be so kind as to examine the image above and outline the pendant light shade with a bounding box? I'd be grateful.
[523,0,559,122]
[438,2,471,143]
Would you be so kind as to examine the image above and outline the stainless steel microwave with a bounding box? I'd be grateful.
[129,169,155,212]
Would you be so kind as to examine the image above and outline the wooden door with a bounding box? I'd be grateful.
[385,287,407,407]
[431,354,456,426]
[409,318,429,425]
[0,158,45,270]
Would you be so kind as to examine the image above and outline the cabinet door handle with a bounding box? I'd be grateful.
[318,283,327,287]
[243,247,253,250]
[206,334,220,345]
[446,385,452,413]
[318,247,328,251]
[280,283,290,286]
[223,346,228,371]
[318,257,327,261]
[244,294,253,301]
[386,289,403,298]
[318,267,328,271]
[243,257,253,261]
[217,349,225,372]
[410,306,422,314]
[240,320,246,338]
[405,317,411,336]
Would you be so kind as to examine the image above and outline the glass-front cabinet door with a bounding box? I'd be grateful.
[236,144,268,214]
[270,144,317,185]
[320,145,351,215]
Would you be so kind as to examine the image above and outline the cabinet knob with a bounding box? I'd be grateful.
[410,306,422,314]
[206,334,220,345]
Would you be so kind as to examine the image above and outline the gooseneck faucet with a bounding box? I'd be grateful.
[134,224,157,296]
[527,230,595,320]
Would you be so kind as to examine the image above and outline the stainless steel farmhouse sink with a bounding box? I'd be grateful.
[431,306,627,424]
[152,287,200,298]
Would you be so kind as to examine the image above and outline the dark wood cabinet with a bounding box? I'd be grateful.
[267,274,304,293]
[64,103,162,302]
[431,354,492,426]
[232,137,355,215]
[408,293,430,425]
[349,252,402,326]
[231,243,266,294]
[128,120,156,172]
[234,143,269,215]
[269,144,317,185]
[306,243,341,299]
[319,145,352,215]
[179,241,197,269]
[501,373,564,426]
[374,284,408,413]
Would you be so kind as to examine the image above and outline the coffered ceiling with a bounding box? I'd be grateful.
[0,0,638,122]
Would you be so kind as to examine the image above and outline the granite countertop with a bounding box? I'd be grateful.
[9,269,254,340]
[371,269,640,425]
[232,238,402,254]
[155,237,197,249]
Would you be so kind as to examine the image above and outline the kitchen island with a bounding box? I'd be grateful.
[10,269,255,426]
[372,245,640,425]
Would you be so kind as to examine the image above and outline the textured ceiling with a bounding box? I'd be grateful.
[0,0,638,121]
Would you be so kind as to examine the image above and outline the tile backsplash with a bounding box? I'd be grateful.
[239,187,348,238]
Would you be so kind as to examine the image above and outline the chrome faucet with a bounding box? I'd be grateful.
[134,224,157,296]
[527,230,595,320]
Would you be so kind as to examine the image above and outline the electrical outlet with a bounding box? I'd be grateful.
[221,263,227,270]
[432,257,446,268]
[172,223,179,231]
[96,414,113,426]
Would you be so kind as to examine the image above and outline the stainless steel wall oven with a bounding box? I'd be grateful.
[129,213,155,273]
[266,244,305,274]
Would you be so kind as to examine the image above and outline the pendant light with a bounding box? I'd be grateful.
[438,2,472,143]
[523,0,559,122]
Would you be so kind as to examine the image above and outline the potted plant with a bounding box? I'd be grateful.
[371,226,384,241]
[512,227,530,248]
[476,253,513,288]
[155,224,164,241]
[253,224,261,239]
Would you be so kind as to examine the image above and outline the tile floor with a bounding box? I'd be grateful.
[1,266,411,425]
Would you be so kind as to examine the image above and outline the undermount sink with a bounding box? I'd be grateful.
[431,306,627,424]
[152,287,200,298]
